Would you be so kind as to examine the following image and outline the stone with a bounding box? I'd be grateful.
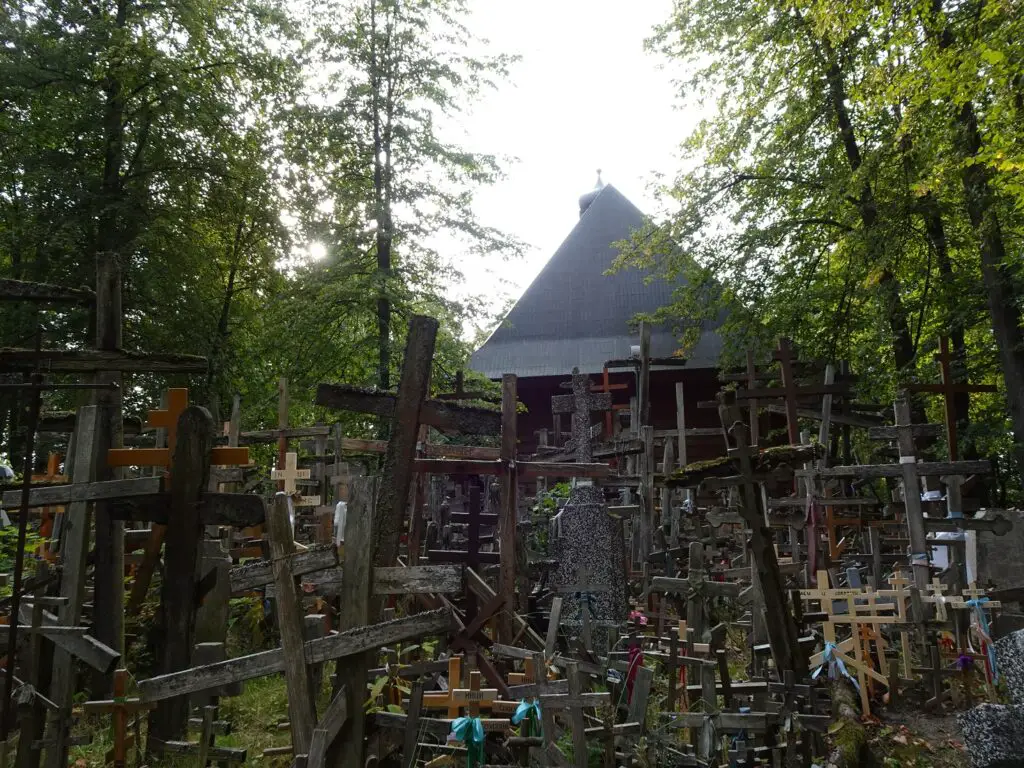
[551,483,629,628]
[967,509,1024,592]
[957,704,1024,768]
[996,630,1024,705]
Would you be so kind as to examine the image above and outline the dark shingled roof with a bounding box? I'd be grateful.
[469,184,722,379]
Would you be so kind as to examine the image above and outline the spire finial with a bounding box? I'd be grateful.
[595,169,604,188]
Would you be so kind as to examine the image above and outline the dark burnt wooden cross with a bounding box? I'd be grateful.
[734,339,850,445]
[718,400,805,677]
[906,337,997,461]
[552,369,613,463]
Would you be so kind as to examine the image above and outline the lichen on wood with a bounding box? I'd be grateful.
[666,443,825,486]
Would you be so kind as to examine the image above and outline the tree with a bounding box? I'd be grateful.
[297,0,524,394]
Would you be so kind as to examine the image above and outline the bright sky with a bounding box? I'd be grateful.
[452,0,690,321]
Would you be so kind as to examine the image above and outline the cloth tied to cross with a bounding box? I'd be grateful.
[966,597,998,683]
[811,641,859,691]
[511,698,542,737]
[449,716,486,768]
[626,645,644,702]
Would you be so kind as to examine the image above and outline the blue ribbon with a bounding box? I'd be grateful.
[512,698,542,737]
[450,716,486,768]
[966,597,998,683]
[811,642,860,691]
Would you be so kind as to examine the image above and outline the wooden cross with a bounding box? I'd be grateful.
[82,669,155,768]
[107,388,250,470]
[552,369,613,463]
[554,565,609,651]
[538,662,609,768]
[923,578,952,622]
[271,452,321,507]
[732,339,849,445]
[906,337,997,461]
[592,367,629,438]
[32,453,66,561]
[422,656,464,717]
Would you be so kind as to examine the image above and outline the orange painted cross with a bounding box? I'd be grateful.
[107,388,249,470]
[32,452,66,561]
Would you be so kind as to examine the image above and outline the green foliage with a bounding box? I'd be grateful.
[618,0,1024,485]
[0,0,521,450]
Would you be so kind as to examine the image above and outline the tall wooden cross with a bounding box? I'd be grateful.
[552,369,612,463]
[907,337,997,461]
[592,367,629,438]
[733,339,850,445]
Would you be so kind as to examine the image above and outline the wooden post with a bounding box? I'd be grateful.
[894,394,929,591]
[267,493,316,757]
[638,322,651,427]
[46,407,103,768]
[147,406,214,747]
[498,374,518,643]
[331,477,378,768]
[276,377,289,490]
[373,316,437,579]
[92,249,125,694]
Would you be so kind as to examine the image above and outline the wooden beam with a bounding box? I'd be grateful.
[0,348,207,373]
[498,374,518,643]
[375,315,437,576]
[0,278,93,303]
[333,477,375,768]
[315,383,501,435]
[148,406,214,743]
[138,608,453,701]
[267,494,316,757]
[1,477,162,509]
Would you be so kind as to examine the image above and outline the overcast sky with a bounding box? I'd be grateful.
[450,0,691,319]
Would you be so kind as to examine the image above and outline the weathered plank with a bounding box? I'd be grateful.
[107,492,265,527]
[267,494,316,756]
[148,406,214,743]
[333,477,376,768]
[263,565,464,598]
[0,278,93,303]
[1,477,161,509]
[375,315,437,581]
[315,383,501,435]
[46,406,104,768]
[138,608,453,701]
[307,686,348,768]
[229,546,339,592]
[0,348,207,373]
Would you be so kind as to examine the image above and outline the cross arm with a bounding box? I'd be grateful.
[315,383,501,435]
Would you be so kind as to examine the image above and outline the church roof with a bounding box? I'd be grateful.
[469,184,722,379]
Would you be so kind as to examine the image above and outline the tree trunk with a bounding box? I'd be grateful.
[928,0,1024,472]
[819,51,916,376]
[954,100,1024,472]
[205,213,247,423]
[370,0,392,395]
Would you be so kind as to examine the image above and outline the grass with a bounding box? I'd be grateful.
[69,674,302,767]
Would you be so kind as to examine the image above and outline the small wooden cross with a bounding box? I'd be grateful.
[82,669,155,768]
[923,578,951,622]
[271,452,321,507]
